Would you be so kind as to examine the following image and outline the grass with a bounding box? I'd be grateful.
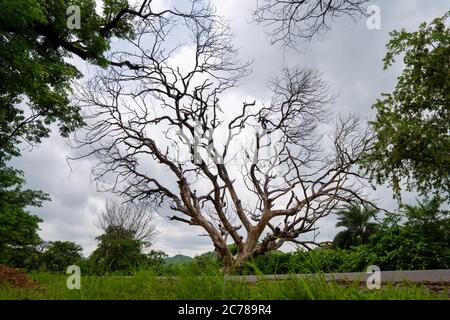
[0,269,446,300]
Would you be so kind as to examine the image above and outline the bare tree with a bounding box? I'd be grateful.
[97,200,156,247]
[253,0,369,47]
[73,0,376,270]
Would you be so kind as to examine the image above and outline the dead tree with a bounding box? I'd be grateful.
[253,0,369,47]
[73,1,375,270]
[97,200,156,247]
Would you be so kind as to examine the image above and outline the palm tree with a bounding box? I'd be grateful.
[333,204,379,249]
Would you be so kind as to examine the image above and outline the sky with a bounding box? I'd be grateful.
[10,0,449,257]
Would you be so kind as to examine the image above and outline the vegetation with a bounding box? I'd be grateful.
[363,11,450,199]
[0,170,45,267]
[40,241,83,273]
[333,204,379,249]
[0,0,204,272]
[0,196,448,300]
[0,0,448,301]
[165,255,193,265]
[1,188,448,277]
[166,197,449,275]
[0,0,149,270]
[90,226,147,274]
[0,267,445,300]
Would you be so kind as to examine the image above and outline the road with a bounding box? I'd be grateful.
[226,269,450,283]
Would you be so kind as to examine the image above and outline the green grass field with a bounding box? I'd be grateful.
[0,271,446,300]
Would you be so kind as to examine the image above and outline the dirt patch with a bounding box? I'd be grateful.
[0,265,39,289]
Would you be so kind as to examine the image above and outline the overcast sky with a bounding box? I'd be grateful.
[10,0,449,257]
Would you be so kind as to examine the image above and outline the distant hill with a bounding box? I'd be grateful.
[165,254,193,264]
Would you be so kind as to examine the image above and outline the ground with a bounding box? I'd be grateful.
[0,266,448,300]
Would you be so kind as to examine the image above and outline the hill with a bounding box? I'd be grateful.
[165,254,193,264]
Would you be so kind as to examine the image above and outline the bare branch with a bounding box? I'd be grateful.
[253,0,369,47]
[97,200,157,247]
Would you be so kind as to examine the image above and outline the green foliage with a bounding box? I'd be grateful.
[363,226,449,270]
[143,250,168,272]
[235,248,373,275]
[2,270,443,300]
[2,246,43,271]
[89,226,146,274]
[366,196,450,270]
[0,165,46,265]
[333,204,379,249]
[0,0,136,272]
[165,254,193,264]
[363,11,450,198]
[0,0,136,163]
[231,197,449,274]
[40,241,83,273]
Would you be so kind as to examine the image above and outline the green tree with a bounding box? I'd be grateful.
[144,250,168,271]
[0,166,46,264]
[0,0,140,163]
[0,0,145,268]
[90,226,145,274]
[400,196,450,246]
[41,241,83,273]
[363,11,450,199]
[333,204,379,249]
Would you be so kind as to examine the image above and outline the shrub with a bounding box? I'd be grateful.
[40,241,83,273]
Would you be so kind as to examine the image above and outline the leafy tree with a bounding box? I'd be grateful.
[0,166,46,264]
[402,195,449,226]
[0,0,171,269]
[97,200,156,249]
[90,226,145,274]
[41,241,83,273]
[333,204,379,249]
[365,226,449,270]
[0,0,208,160]
[3,246,43,271]
[90,200,159,273]
[0,0,133,268]
[363,11,450,199]
[144,250,168,271]
[0,0,139,163]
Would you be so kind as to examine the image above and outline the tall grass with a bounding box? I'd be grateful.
[0,263,446,300]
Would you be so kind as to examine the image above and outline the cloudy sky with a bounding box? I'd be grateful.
[10,0,449,257]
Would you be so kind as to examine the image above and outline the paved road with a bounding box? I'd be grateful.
[226,269,450,283]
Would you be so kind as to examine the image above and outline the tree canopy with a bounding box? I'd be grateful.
[0,0,137,267]
[90,226,145,273]
[41,241,83,272]
[0,165,46,263]
[362,11,450,200]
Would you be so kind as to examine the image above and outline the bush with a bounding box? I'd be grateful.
[41,241,83,273]
[2,246,42,271]
[363,225,450,270]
